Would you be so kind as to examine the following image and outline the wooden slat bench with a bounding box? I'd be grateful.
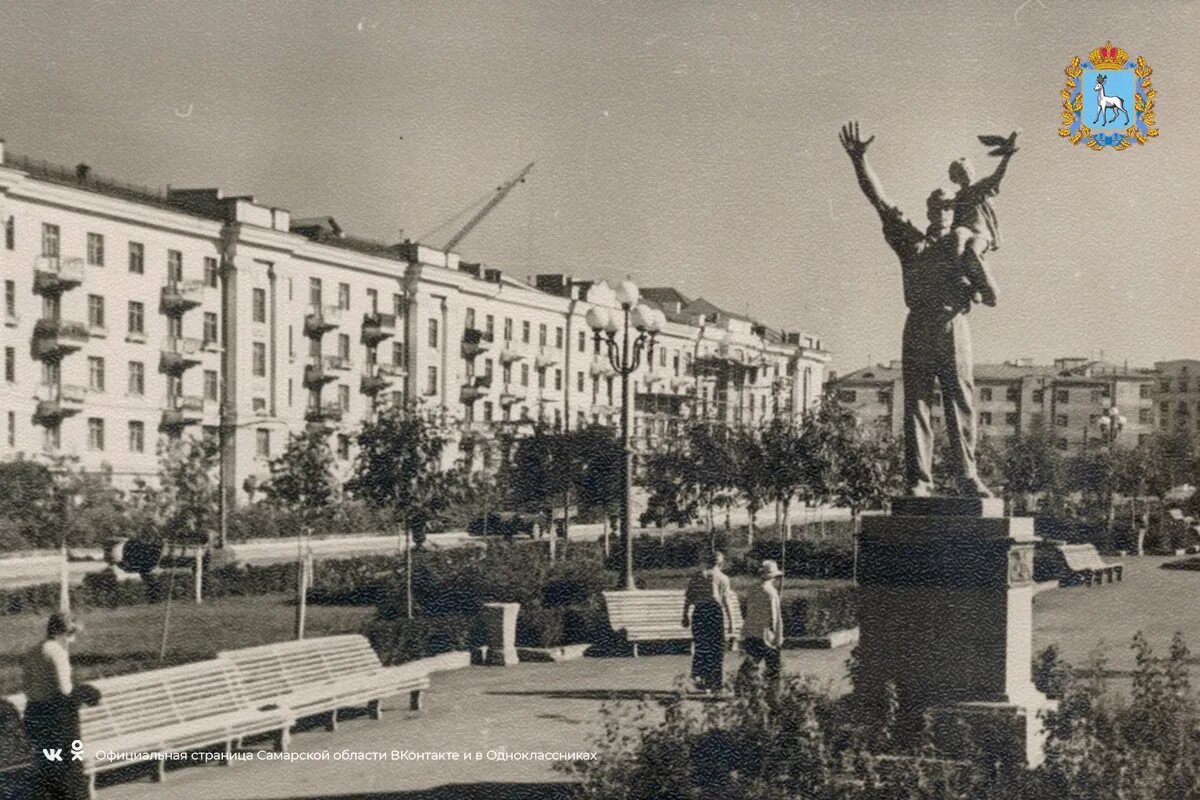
[603,589,743,657]
[217,634,429,733]
[1057,543,1124,586]
[7,659,293,798]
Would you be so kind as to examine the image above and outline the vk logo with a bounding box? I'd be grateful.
[41,740,83,762]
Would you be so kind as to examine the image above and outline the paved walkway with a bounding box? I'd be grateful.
[84,557,1197,799]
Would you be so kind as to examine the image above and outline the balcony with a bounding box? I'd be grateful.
[499,389,526,408]
[378,362,407,378]
[32,256,85,296]
[535,351,559,370]
[161,396,206,431]
[303,359,338,389]
[304,305,344,337]
[32,318,89,360]
[590,359,615,378]
[361,312,397,346]
[461,328,494,359]
[305,402,345,425]
[33,384,87,426]
[360,367,394,396]
[160,280,205,315]
[323,354,352,373]
[159,336,203,374]
[459,375,493,404]
[499,346,525,364]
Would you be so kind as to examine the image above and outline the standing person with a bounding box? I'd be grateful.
[838,120,998,498]
[738,560,784,694]
[22,612,96,800]
[682,551,735,692]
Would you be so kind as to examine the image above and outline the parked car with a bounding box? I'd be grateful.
[467,511,537,539]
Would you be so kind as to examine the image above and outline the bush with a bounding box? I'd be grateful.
[364,613,480,665]
[747,539,854,580]
[516,604,608,648]
[783,585,857,637]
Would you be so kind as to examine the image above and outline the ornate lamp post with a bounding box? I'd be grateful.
[1096,404,1126,539]
[586,281,665,590]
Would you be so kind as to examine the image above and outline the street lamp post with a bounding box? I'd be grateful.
[1097,404,1127,540]
[586,281,665,591]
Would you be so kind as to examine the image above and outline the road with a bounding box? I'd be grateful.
[0,505,851,589]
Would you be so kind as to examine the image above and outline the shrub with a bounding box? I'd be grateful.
[747,539,854,580]
[365,613,480,665]
[783,586,857,637]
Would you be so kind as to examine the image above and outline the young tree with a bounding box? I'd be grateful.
[261,427,339,520]
[760,417,809,540]
[730,425,769,545]
[154,436,220,545]
[573,424,625,544]
[508,425,580,559]
[346,408,452,619]
[686,421,736,537]
[640,439,699,530]
[999,422,1064,514]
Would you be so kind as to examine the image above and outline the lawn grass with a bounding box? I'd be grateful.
[635,568,853,597]
[0,594,374,696]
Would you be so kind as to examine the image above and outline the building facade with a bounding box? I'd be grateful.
[832,357,1158,449]
[0,143,830,506]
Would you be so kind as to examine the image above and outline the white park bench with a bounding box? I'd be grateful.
[6,658,293,798]
[603,589,743,657]
[1056,543,1124,586]
[217,634,429,732]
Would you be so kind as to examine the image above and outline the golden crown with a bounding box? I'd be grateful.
[1089,41,1129,71]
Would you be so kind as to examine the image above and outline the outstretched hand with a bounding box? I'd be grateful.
[980,130,1020,157]
[839,121,875,159]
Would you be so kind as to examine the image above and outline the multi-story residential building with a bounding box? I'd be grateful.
[832,357,1158,449]
[1153,360,1200,434]
[0,142,830,508]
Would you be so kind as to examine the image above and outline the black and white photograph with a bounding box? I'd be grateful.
[0,2,1196,798]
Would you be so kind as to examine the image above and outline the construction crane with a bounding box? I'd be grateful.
[443,162,534,252]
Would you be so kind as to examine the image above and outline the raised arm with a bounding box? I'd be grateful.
[839,121,894,218]
[977,131,1020,195]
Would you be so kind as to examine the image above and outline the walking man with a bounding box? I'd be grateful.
[682,551,735,692]
[738,560,784,693]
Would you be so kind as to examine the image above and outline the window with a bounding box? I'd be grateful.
[87,233,104,266]
[577,372,584,392]
[1181,378,1190,393]
[504,318,513,341]
[877,391,892,404]
[6,411,13,446]
[87,418,105,451]
[555,326,564,349]
[41,224,60,258]
[43,425,60,451]
[1005,412,1019,425]
[393,293,405,317]
[366,288,378,313]
[4,217,12,250]
[837,390,857,403]
[426,366,438,395]
[1056,389,1069,404]
[338,282,350,310]
[252,288,266,323]
[128,421,144,453]
[127,361,144,395]
[1160,380,1171,393]
[337,435,350,460]
[4,347,13,382]
[1055,414,1068,427]
[465,308,476,330]
[203,312,218,345]
[485,314,494,338]
[309,278,322,307]
[204,370,218,402]
[88,357,105,392]
[338,384,350,411]
[1006,386,1019,402]
[522,321,531,344]
[200,256,218,288]
[252,342,266,376]
[5,281,13,317]
[256,429,270,458]
[392,342,405,367]
[428,318,438,348]
[538,323,547,347]
[338,333,350,361]
[980,387,992,402]
[1139,408,1152,424]
[167,315,182,338]
[166,374,182,398]
[555,369,563,391]
[1140,383,1152,399]
[979,412,993,425]
[127,301,144,336]
[521,363,530,387]
[483,401,493,422]
[122,242,144,276]
[1031,389,1045,404]
[578,331,586,352]
[537,369,545,389]
[87,294,105,329]
[167,250,182,282]
[502,363,512,384]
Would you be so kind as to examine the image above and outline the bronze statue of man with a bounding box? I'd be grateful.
[839,122,1017,497]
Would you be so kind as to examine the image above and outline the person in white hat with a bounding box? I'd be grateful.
[737,559,784,693]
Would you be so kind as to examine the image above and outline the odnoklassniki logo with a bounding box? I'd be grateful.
[1059,41,1159,151]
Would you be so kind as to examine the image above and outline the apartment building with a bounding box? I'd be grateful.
[832,357,1158,449]
[0,143,830,506]
[1153,360,1200,433]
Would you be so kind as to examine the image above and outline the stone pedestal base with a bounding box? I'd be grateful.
[483,602,520,666]
[852,498,1051,766]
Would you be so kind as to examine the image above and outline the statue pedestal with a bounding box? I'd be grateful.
[483,602,520,666]
[853,497,1055,766]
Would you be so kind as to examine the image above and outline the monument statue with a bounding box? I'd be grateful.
[839,121,1018,498]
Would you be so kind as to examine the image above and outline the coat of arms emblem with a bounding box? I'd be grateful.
[1059,41,1158,151]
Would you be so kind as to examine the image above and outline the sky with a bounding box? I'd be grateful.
[0,0,1195,375]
